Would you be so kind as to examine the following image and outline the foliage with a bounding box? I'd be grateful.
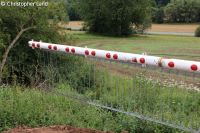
[0,0,69,85]
[0,0,67,43]
[195,26,200,37]
[68,63,200,131]
[152,0,200,23]
[0,86,186,133]
[164,0,200,23]
[152,7,165,23]
[65,0,81,21]
[48,51,200,132]
[1,30,200,132]
[76,0,152,36]
[0,86,115,132]
[38,53,96,92]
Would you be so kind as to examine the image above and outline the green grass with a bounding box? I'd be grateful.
[1,32,200,132]
[0,86,183,133]
[0,86,119,132]
[69,32,200,61]
[55,64,200,131]
[95,73,200,130]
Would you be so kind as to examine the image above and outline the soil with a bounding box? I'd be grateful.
[148,24,198,33]
[3,125,128,133]
[67,21,84,27]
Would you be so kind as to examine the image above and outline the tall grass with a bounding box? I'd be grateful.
[56,63,200,131]
[87,69,200,130]
[0,86,116,132]
[0,86,185,133]
[1,53,199,132]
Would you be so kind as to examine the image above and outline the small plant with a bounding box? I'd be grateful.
[195,26,200,37]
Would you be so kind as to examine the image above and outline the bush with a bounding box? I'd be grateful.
[195,26,200,37]
[76,0,152,36]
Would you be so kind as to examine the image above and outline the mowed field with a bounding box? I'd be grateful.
[62,24,200,91]
[61,21,200,88]
[64,21,200,61]
[68,32,200,61]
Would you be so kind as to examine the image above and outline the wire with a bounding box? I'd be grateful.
[52,90,197,133]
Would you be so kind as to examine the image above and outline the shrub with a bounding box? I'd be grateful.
[76,0,152,36]
[195,26,200,37]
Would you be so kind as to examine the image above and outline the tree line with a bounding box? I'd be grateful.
[152,0,200,23]
[67,0,200,24]
[65,0,200,36]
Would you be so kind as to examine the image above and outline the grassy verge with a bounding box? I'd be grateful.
[55,62,200,131]
[0,86,188,133]
[0,86,121,132]
[95,72,200,130]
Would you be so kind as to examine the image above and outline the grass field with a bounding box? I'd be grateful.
[67,32,200,61]
[62,31,200,89]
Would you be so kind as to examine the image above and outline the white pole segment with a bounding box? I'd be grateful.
[28,40,200,73]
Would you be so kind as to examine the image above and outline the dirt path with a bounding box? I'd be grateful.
[3,125,128,133]
[147,24,198,33]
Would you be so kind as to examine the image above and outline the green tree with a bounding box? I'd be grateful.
[164,0,200,23]
[0,0,68,83]
[65,0,81,21]
[152,7,164,23]
[76,0,152,36]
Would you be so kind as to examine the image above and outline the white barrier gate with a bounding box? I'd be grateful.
[29,40,200,73]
